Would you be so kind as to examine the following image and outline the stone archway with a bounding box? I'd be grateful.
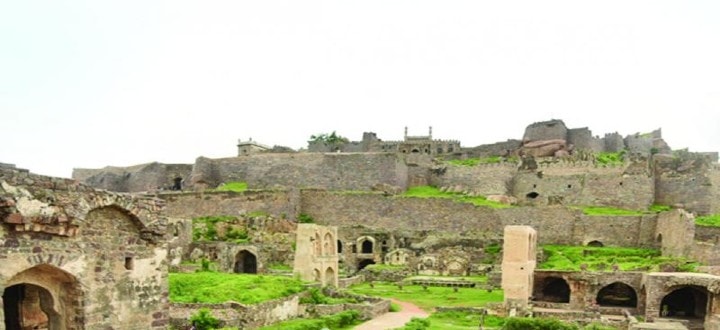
[538,277,570,303]
[597,282,637,307]
[660,286,708,319]
[234,250,258,274]
[2,264,82,330]
[324,267,335,287]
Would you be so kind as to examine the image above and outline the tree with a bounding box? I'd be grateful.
[309,131,349,144]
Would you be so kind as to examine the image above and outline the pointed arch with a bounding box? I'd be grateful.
[323,232,333,256]
[234,250,257,274]
[538,277,570,303]
[325,267,336,287]
[3,264,83,330]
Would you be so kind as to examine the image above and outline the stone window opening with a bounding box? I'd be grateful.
[619,182,623,186]
[567,184,572,189]
[337,240,343,253]
[124,256,134,270]
[657,234,663,243]
[596,282,637,307]
[660,286,709,319]
[526,192,539,199]
[361,240,374,254]
[172,177,183,191]
[351,244,357,253]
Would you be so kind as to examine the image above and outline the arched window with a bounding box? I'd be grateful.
[537,277,570,303]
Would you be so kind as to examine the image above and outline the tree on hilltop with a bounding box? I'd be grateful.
[309,131,349,144]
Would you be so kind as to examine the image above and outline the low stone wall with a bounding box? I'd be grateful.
[694,225,720,243]
[169,294,302,329]
[338,275,365,288]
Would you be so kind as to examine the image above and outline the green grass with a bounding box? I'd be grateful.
[215,181,248,192]
[406,275,489,284]
[364,264,407,273]
[347,282,503,311]
[258,310,361,330]
[696,214,720,227]
[267,263,293,272]
[595,151,625,166]
[169,273,304,304]
[446,156,502,166]
[539,245,699,272]
[412,311,506,330]
[401,186,511,209]
[649,204,672,213]
[579,206,646,216]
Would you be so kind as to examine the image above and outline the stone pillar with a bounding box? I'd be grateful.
[501,226,537,309]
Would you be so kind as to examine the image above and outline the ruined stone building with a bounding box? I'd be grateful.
[5,119,719,328]
[0,167,169,329]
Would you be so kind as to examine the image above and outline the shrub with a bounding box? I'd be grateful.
[398,317,430,330]
[189,308,220,330]
[215,181,248,192]
[298,213,315,223]
[503,317,578,330]
[696,214,720,227]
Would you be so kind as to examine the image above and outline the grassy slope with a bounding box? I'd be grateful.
[539,245,699,272]
[348,282,503,311]
[169,273,304,304]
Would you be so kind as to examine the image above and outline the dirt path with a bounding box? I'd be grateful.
[353,299,429,330]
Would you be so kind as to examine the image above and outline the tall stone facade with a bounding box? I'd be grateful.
[0,167,168,329]
[293,224,339,287]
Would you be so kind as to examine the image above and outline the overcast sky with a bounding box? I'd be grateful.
[2,1,719,178]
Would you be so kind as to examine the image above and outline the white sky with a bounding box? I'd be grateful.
[2,1,719,178]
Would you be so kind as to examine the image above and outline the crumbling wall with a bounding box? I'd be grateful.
[567,128,603,152]
[523,120,568,142]
[430,163,516,196]
[73,162,193,192]
[656,209,695,258]
[654,154,715,215]
[158,190,298,220]
[189,153,408,191]
[512,163,654,210]
[0,167,169,329]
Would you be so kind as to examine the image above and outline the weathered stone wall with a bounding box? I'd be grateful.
[302,191,658,247]
[158,190,298,220]
[0,167,169,329]
[710,167,720,215]
[73,162,193,193]
[188,153,408,191]
[523,120,568,142]
[567,128,604,152]
[431,163,516,196]
[654,155,715,215]
[460,139,522,158]
[169,294,302,329]
[533,270,645,312]
[656,209,695,258]
[300,190,502,233]
[512,162,654,210]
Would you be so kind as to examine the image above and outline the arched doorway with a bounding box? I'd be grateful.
[325,267,335,287]
[660,286,708,319]
[234,250,258,274]
[587,240,604,247]
[337,240,343,253]
[358,259,375,271]
[539,277,570,303]
[597,282,637,307]
[3,264,82,330]
[361,240,373,254]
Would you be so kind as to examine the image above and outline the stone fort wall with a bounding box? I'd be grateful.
[431,162,516,196]
[73,162,193,193]
[299,190,660,247]
[511,162,655,210]
[189,153,408,191]
[157,190,299,220]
